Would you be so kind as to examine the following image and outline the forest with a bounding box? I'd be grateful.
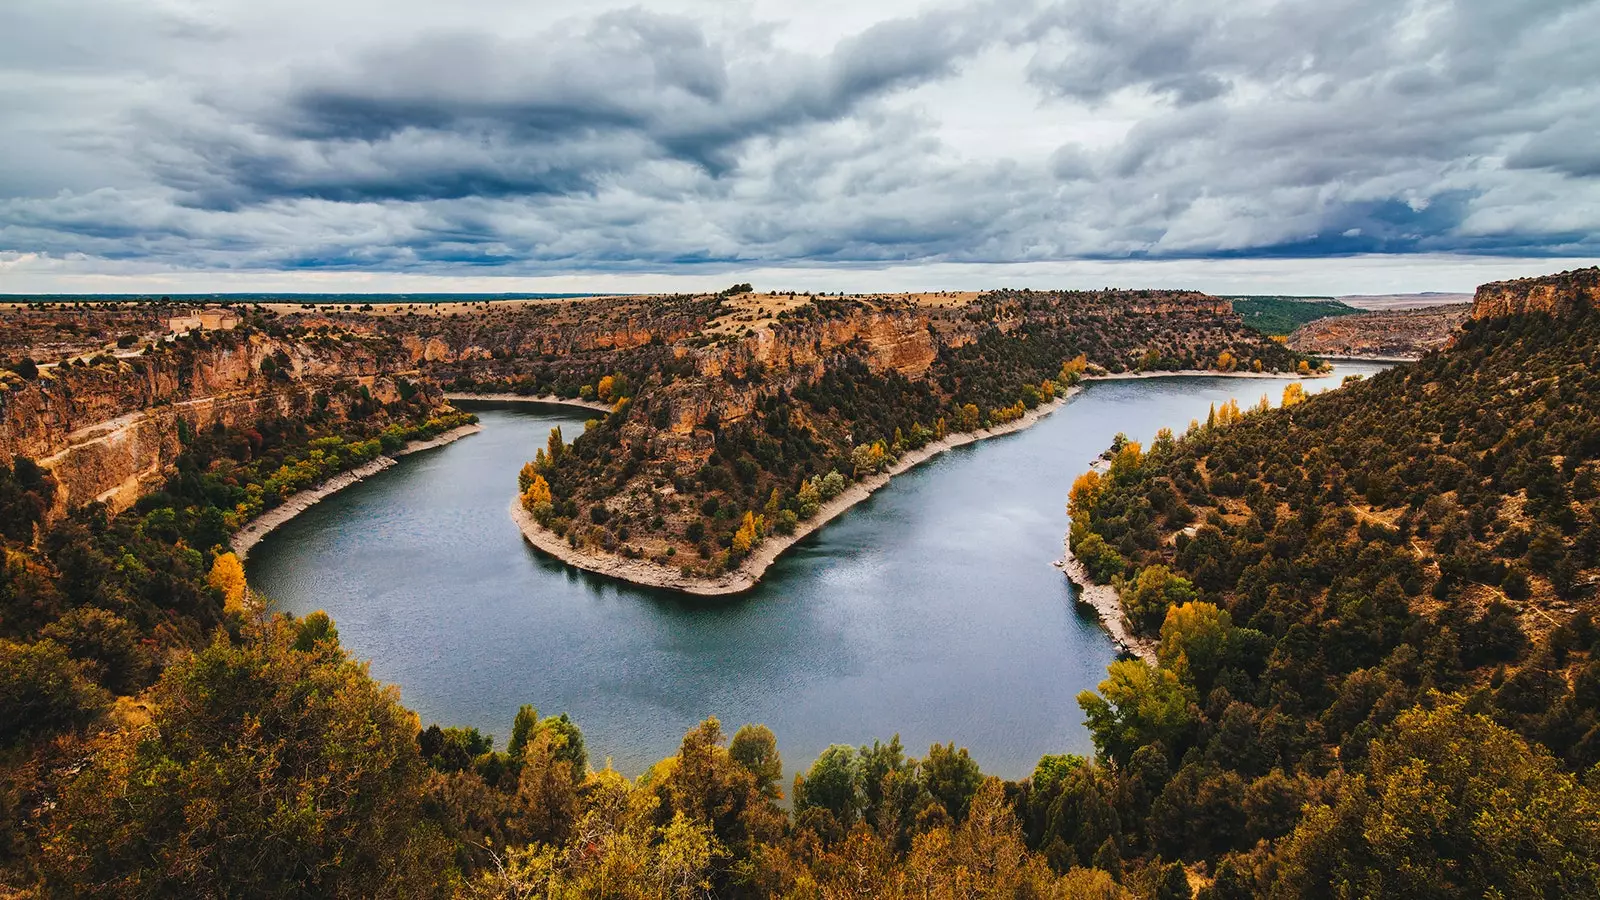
[1223,297,1358,338]
[1067,296,1600,894]
[1,277,1596,896]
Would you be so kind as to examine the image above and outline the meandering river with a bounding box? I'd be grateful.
[246,363,1389,778]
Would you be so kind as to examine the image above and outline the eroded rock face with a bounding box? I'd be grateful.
[1472,267,1600,320]
[1288,305,1470,359]
[0,332,417,518]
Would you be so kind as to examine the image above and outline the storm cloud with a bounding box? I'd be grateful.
[1,0,1597,283]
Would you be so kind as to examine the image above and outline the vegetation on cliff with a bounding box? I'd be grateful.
[1066,288,1600,889]
[5,277,1598,895]
[518,290,1309,580]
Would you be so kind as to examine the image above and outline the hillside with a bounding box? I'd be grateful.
[1286,303,1470,359]
[515,289,1308,589]
[1225,296,1359,337]
[3,274,1596,897]
[1066,267,1600,890]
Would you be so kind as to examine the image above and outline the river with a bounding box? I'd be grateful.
[245,362,1390,779]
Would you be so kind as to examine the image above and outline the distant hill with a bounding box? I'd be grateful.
[1225,295,1360,337]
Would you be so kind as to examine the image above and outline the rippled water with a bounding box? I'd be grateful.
[246,363,1389,778]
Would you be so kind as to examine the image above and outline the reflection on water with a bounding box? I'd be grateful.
[247,363,1390,778]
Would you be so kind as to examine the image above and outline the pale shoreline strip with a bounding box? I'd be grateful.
[445,392,614,412]
[1054,538,1159,663]
[231,422,482,561]
[507,367,1326,597]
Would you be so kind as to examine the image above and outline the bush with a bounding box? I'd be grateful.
[0,638,109,746]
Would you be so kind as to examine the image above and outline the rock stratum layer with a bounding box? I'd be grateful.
[1471,266,1600,320]
[1287,304,1470,359]
[510,288,1313,591]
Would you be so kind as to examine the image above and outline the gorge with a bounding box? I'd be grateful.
[245,365,1387,778]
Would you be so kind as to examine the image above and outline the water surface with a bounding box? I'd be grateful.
[247,364,1389,778]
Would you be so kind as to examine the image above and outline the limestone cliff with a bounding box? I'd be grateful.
[0,330,420,517]
[1472,267,1600,320]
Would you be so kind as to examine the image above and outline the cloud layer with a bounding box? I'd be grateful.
[2,0,1597,283]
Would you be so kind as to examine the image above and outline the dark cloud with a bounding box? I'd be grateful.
[0,0,1596,278]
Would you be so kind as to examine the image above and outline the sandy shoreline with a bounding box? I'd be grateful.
[445,392,613,413]
[1054,538,1159,663]
[231,423,482,561]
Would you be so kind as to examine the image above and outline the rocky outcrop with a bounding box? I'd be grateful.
[1288,305,1470,359]
[0,330,420,518]
[1471,267,1600,321]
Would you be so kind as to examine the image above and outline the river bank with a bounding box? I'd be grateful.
[508,367,1320,596]
[232,422,482,560]
[445,392,614,413]
[1054,537,1158,663]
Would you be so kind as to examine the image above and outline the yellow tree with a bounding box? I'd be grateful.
[732,511,763,554]
[1068,470,1104,521]
[1110,441,1143,477]
[545,426,564,466]
[208,552,248,615]
[1282,382,1307,407]
[521,474,553,512]
[1216,350,1237,372]
[597,375,616,403]
[1060,354,1089,384]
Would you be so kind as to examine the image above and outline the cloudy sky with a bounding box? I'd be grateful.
[2,0,1597,294]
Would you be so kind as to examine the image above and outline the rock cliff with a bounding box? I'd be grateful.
[0,328,421,517]
[1471,267,1600,320]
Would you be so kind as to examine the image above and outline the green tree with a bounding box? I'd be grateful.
[43,615,453,896]
[0,638,108,746]
[729,723,782,799]
[1120,565,1198,634]
[1272,702,1600,898]
[1078,660,1195,766]
[795,744,861,828]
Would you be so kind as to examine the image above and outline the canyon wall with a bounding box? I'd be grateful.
[1472,267,1600,320]
[0,331,417,517]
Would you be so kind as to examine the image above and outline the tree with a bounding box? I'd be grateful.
[1078,659,1195,766]
[545,426,565,466]
[923,742,984,822]
[796,479,822,518]
[43,616,453,896]
[1069,470,1105,521]
[1121,565,1198,633]
[1075,532,1127,583]
[0,638,108,746]
[729,724,783,799]
[732,511,762,554]
[1281,382,1307,407]
[1272,701,1600,898]
[795,744,861,828]
[520,473,553,516]
[1158,602,1232,690]
[207,551,247,615]
[508,703,538,758]
[1216,350,1237,372]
